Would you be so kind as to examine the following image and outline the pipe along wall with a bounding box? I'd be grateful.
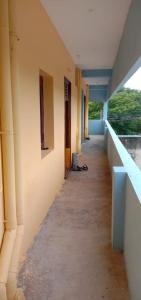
[0,0,24,299]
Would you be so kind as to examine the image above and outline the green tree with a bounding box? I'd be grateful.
[109,88,141,134]
[89,101,103,120]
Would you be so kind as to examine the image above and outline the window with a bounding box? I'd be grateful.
[39,70,54,154]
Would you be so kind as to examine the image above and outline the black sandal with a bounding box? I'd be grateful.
[82,164,88,171]
[72,164,88,172]
[72,165,83,171]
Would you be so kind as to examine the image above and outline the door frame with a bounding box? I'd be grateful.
[64,77,71,178]
[81,91,86,142]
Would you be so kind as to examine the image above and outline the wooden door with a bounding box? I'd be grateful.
[0,136,4,249]
[64,77,71,178]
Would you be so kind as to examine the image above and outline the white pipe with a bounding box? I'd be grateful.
[0,0,17,230]
[0,1,25,299]
[0,283,7,300]
[7,1,25,298]
[8,0,24,225]
[0,230,16,284]
[7,226,24,300]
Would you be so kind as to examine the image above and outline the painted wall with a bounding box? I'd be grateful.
[105,121,141,300]
[124,177,141,300]
[111,0,141,92]
[81,78,86,96]
[81,91,84,141]
[12,0,77,257]
[88,120,104,135]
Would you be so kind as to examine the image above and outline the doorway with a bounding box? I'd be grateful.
[84,95,86,139]
[0,136,4,249]
[64,77,71,178]
[81,91,86,142]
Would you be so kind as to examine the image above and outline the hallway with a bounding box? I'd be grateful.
[18,136,129,300]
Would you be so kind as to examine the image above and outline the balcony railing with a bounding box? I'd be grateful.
[104,120,141,300]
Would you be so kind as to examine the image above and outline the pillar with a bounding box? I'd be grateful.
[103,100,108,120]
[76,68,82,152]
[112,167,126,250]
[84,85,89,138]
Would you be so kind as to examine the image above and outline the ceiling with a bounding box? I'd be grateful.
[41,0,131,70]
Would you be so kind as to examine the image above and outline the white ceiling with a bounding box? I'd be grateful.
[41,0,131,70]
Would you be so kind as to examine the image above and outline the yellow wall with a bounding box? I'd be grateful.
[82,79,86,96]
[12,0,77,256]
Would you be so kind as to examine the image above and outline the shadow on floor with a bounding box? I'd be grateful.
[18,136,129,300]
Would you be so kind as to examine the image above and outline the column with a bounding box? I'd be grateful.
[84,84,89,138]
[103,100,108,120]
[76,68,82,152]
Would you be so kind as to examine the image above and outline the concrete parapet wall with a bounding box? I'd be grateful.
[119,135,141,170]
[105,120,141,300]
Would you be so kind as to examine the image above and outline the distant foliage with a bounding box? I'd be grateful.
[88,88,141,135]
[89,102,103,120]
[109,88,141,134]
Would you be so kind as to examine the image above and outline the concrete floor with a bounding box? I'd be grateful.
[18,136,129,300]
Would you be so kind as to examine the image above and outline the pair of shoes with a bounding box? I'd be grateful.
[73,166,82,171]
[72,164,88,171]
[82,164,88,170]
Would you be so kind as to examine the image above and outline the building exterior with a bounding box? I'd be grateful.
[0,0,141,299]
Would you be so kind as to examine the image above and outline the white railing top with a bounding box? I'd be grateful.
[105,120,141,202]
[118,135,141,138]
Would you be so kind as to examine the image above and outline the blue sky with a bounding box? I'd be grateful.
[124,67,141,90]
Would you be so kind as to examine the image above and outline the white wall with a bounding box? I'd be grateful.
[88,120,104,135]
[111,0,141,93]
[105,121,141,300]
[124,177,141,300]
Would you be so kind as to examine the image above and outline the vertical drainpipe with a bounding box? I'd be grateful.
[76,68,82,153]
[0,1,24,299]
[84,84,89,138]
[0,0,17,231]
[7,1,24,299]
[0,0,17,298]
[8,0,24,226]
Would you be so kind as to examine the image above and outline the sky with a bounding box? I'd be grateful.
[124,67,141,90]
